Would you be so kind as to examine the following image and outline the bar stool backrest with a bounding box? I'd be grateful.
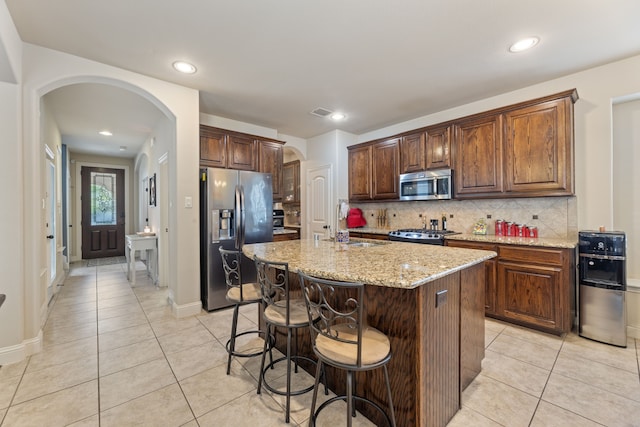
[254,256,291,324]
[219,247,247,301]
[298,271,366,368]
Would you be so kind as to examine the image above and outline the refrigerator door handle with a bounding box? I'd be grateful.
[234,186,241,249]
[211,209,220,243]
[239,185,246,247]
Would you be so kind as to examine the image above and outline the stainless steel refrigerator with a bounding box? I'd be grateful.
[200,168,273,311]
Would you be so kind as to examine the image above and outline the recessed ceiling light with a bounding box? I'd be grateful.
[509,37,539,53]
[99,130,112,136]
[119,146,127,151]
[330,112,346,121]
[172,61,197,74]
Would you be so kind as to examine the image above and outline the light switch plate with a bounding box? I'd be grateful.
[436,289,448,308]
[184,196,192,208]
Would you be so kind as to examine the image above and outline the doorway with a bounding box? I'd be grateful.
[306,164,333,240]
[81,166,125,259]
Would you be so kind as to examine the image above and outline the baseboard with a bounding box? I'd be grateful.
[0,330,42,366]
[628,324,640,340]
[171,299,202,318]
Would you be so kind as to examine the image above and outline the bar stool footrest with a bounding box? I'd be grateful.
[261,355,317,396]
[225,329,267,359]
[310,394,394,427]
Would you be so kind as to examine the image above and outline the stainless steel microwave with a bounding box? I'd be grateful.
[399,169,453,201]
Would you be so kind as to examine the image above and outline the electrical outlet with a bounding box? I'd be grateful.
[435,290,448,308]
[487,214,492,219]
[533,214,539,220]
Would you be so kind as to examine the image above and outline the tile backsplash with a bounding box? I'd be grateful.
[351,196,577,239]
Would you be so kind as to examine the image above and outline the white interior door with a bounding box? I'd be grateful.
[306,164,333,240]
[46,159,57,299]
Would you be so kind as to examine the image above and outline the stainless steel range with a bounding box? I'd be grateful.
[388,229,459,245]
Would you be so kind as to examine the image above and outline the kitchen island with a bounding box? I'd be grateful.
[243,239,496,427]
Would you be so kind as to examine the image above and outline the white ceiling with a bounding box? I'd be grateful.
[7,0,640,157]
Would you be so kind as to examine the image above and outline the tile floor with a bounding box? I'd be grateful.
[0,260,639,426]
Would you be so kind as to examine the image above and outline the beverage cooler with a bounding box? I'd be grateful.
[578,231,627,347]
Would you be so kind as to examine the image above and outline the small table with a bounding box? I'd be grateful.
[125,234,158,286]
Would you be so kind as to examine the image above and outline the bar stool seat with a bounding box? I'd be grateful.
[227,282,261,302]
[315,324,390,366]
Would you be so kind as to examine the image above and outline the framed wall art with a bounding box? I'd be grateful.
[149,173,156,206]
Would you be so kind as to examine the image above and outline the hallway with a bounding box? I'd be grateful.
[0,260,639,426]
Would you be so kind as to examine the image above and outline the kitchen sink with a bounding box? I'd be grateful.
[346,240,387,247]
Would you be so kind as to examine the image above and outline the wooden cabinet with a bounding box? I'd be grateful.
[258,140,284,201]
[200,126,227,168]
[199,125,285,199]
[273,229,300,241]
[227,133,257,171]
[425,125,451,169]
[445,240,574,334]
[282,160,300,203]
[400,132,426,173]
[454,115,504,197]
[348,145,372,201]
[348,232,389,240]
[371,138,400,199]
[348,138,400,201]
[504,97,573,195]
[445,240,497,315]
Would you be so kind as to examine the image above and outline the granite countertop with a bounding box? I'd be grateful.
[273,228,298,235]
[445,233,577,249]
[243,238,496,289]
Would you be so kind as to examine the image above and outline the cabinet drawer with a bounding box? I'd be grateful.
[446,240,497,252]
[499,246,564,266]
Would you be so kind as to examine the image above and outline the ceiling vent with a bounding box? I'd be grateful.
[310,107,333,117]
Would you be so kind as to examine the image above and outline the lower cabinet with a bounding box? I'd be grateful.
[446,240,575,335]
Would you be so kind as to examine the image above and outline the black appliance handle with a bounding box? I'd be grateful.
[579,253,626,261]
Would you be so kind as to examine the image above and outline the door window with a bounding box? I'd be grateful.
[91,171,117,226]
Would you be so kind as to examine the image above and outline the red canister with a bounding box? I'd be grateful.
[505,221,515,236]
[515,224,524,237]
[529,226,538,238]
[523,225,530,237]
[495,219,504,236]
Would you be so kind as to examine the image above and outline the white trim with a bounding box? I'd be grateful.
[628,325,640,340]
[158,152,168,164]
[171,300,203,318]
[72,161,130,262]
[0,331,42,366]
[45,143,55,160]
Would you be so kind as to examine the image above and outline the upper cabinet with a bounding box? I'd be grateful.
[400,132,425,174]
[454,115,504,197]
[504,97,573,196]
[227,133,258,171]
[348,138,400,201]
[200,125,285,199]
[282,160,300,203]
[425,125,451,169]
[258,140,284,201]
[200,126,227,168]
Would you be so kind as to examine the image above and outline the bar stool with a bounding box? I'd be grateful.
[254,255,318,423]
[219,247,265,375]
[298,271,396,427]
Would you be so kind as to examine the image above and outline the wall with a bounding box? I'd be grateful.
[2,42,200,365]
[612,99,640,286]
[0,0,25,364]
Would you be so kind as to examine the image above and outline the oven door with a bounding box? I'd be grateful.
[579,254,625,289]
[399,177,435,201]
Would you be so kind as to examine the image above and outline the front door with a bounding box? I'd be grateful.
[306,164,333,240]
[81,167,125,259]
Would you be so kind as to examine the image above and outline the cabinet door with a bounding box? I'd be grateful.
[504,98,572,195]
[372,138,400,199]
[258,140,283,200]
[348,145,372,200]
[400,132,426,173]
[200,126,227,168]
[425,125,451,169]
[282,160,299,203]
[498,261,562,331]
[227,133,257,171]
[454,115,503,197]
